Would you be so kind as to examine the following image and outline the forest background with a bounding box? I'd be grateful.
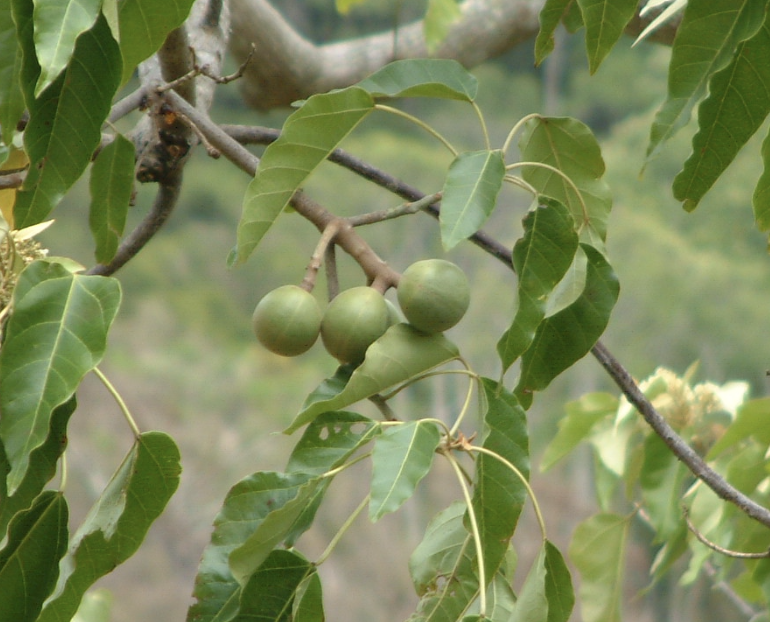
[30,1,770,621]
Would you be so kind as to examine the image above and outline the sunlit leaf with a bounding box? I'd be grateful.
[234,87,373,264]
[32,0,101,95]
[38,432,180,622]
[646,0,766,161]
[569,513,631,622]
[707,397,770,458]
[286,324,459,434]
[0,396,75,535]
[674,18,770,211]
[498,199,578,372]
[640,434,688,541]
[71,589,113,622]
[540,392,617,471]
[535,0,572,65]
[370,421,441,521]
[544,541,574,622]
[576,0,638,73]
[0,261,121,495]
[14,13,122,228]
[89,133,134,264]
[424,0,461,52]
[516,244,619,406]
[117,0,195,84]
[0,0,25,147]
[634,0,686,46]
[356,58,478,101]
[519,117,611,250]
[440,149,505,250]
[0,490,68,622]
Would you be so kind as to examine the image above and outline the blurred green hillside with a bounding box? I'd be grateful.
[40,28,770,622]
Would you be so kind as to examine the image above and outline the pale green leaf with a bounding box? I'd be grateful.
[674,17,770,211]
[646,0,766,161]
[707,397,770,458]
[356,58,478,101]
[440,149,505,250]
[336,0,367,13]
[234,87,373,264]
[640,434,688,541]
[14,13,122,227]
[535,0,572,65]
[510,545,547,622]
[576,0,639,74]
[117,0,195,83]
[497,199,578,372]
[0,490,68,622]
[754,128,770,230]
[72,589,113,622]
[38,433,180,622]
[0,0,25,146]
[370,421,441,521]
[285,324,459,434]
[32,0,101,95]
[569,513,631,622]
[519,117,611,249]
[89,133,134,264]
[0,261,121,495]
[292,571,324,622]
[424,0,461,52]
[544,541,574,622]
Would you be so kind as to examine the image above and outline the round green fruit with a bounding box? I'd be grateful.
[397,259,470,333]
[252,285,322,356]
[321,286,390,364]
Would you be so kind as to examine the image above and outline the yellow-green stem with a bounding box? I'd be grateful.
[472,101,491,151]
[506,161,589,223]
[93,367,141,438]
[375,104,458,156]
[315,494,370,566]
[502,113,541,157]
[449,361,480,437]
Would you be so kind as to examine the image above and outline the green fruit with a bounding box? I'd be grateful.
[397,259,470,333]
[252,285,322,356]
[321,286,390,363]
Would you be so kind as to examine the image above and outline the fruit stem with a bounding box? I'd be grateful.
[302,220,342,293]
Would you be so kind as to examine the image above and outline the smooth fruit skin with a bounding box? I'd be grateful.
[252,285,322,356]
[321,286,390,363]
[397,259,470,333]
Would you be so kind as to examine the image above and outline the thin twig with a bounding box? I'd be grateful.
[683,506,770,559]
[0,172,25,190]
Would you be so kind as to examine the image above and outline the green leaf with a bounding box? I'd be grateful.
[569,513,631,622]
[471,379,529,581]
[674,17,770,211]
[0,0,25,146]
[234,87,373,264]
[707,397,770,458]
[89,133,134,264]
[519,117,611,249]
[639,434,688,541]
[356,58,478,101]
[516,244,619,406]
[0,396,75,535]
[370,421,441,521]
[646,0,766,161]
[424,0,461,52]
[0,261,121,495]
[228,476,321,586]
[15,13,122,227]
[544,541,574,622]
[497,199,578,372]
[32,0,101,95]
[285,323,459,434]
[187,471,315,622]
[0,490,68,622]
[237,549,314,621]
[544,246,587,316]
[440,149,505,250]
[754,128,770,231]
[535,0,572,65]
[576,0,638,74]
[117,0,195,84]
[38,432,180,622]
[540,392,617,471]
[298,365,355,418]
[510,545,547,622]
[292,571,324,622]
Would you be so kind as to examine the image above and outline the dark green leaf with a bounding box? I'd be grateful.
[519,117,611,249]
[285,324,459,433]
[535,0,573,65]
[0,261,121,494]
[0,396,75,535]
[497,199,578,372]
[89,133,134,264]
[646,0,766,161]
[118,0,195,84]
[576,0,638,74]
[0,490,68,622]
[569,513,631,622]
[0,0,25,146]
[516,245,619,406]
[370,421,441,521]
[544,541,574,622]
[440,149,505,250]
[234,87,373,264]
[14,13,121,227]
[640,434,688,541]
[38,432,180,622]
[292,571,324,622]
[471,379,529,581]
[424,0,461,52]
[299,365,355,414]
[356,58,478,101]
[674,17,770,211]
